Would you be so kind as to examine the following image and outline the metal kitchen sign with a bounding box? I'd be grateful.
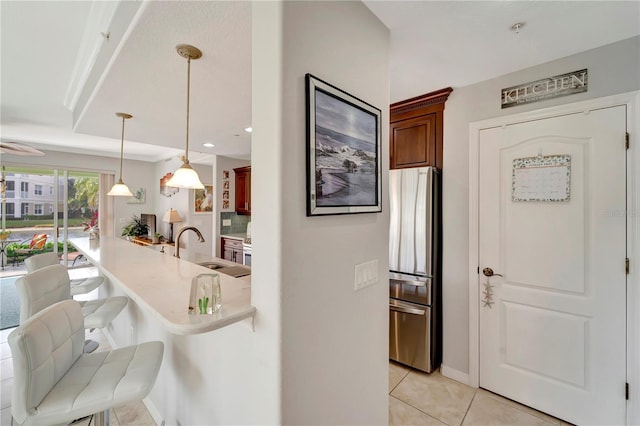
[501,69,588,108]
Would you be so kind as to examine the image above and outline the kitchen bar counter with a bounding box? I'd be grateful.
[70,237,255,335]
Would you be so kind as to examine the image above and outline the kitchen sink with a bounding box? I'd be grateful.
[197,262,251,278]
[197,262,225,270]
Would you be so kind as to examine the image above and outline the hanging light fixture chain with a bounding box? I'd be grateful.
[185,55,191,164]
[119,114,125,181]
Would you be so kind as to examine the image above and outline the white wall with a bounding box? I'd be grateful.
[441,36,640,377]
[252,1,390,423]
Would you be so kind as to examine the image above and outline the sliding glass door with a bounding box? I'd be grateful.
[0,166,100,270]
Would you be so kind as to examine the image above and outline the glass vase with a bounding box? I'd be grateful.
[188,274,222,315]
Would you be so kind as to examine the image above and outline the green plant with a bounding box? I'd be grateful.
[121,215,149,237]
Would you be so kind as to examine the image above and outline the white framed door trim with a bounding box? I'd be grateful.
[468,91,640,424]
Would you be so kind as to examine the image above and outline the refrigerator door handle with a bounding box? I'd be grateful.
[389,299,426,316]
[390,277,428,287]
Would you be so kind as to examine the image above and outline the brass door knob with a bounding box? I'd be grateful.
[482,267,503,277]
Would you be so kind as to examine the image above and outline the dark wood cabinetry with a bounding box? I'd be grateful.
[233,166,251,215]
[390,87,452,170]
[221,237,243,264]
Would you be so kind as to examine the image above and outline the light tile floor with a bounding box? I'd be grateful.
[389,361,573,426]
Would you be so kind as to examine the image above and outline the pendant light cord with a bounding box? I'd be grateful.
[119,115,125,181]
[185,56,191,164]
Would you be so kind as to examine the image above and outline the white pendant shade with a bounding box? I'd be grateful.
[107,180,134,196]
[109,112,133,197]
[166,163,204,189]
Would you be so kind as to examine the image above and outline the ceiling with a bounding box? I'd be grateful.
[1,1,639,164]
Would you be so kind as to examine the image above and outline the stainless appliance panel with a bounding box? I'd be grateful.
[389,168,434,276]
[389,272,431,306]
[389,299,435,373]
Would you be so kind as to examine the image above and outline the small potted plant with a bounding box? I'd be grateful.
[0,230,11,241]
[121,215,149,240]
[152,233,163,244]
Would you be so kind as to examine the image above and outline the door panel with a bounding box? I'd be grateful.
[478,106,626,425]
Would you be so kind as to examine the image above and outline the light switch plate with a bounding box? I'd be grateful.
[222,219,231,226]
[354,259,379,291]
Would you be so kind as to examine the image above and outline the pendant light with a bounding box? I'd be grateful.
[166,44,205,189]
[108,112,134,196]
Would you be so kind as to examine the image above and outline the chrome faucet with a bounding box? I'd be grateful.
[173,226,205,258]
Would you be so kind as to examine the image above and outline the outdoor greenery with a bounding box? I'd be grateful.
[4,241,77,258]
[3,218,86,228]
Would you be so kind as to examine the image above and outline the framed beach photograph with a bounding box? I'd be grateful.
[305,73,382,216]
[194,184,213,213]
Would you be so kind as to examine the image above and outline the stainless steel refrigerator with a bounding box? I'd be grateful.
[389,166,441,373]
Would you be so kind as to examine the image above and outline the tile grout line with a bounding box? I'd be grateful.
[459,387,479,426]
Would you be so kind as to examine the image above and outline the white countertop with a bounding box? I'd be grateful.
[220,233,247,240]
[70,237,255,335]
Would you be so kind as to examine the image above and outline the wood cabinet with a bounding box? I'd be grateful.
[233,166,251,215]
[221,237,243,264]
[390,87,452,170]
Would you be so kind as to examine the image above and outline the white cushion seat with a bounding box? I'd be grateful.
[16,264,127,334]
[9,299,163,426]
[24,252,105,295]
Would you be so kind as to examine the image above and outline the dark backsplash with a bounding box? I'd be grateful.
[220,212,250,234]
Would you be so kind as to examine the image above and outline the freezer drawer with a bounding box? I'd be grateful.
[389,271,431,306]
[389,298,438,373]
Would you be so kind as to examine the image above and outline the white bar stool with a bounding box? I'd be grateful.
[25,252,105,296]
[8,299,163,426]
[15,264,128,352]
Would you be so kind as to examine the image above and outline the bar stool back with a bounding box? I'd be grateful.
[9,299,163,425]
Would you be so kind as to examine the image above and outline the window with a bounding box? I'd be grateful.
[35,184,43,195]
[21,182,28,191]
[34,204,43,215]
[49,186,53,195]
[6,181,15,198]
[6,203,14,216]
[21,203,29,215]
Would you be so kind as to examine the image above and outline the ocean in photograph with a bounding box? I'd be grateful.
[315,125,377,206]
[1,276,20,330]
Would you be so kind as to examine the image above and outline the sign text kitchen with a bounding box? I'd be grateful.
[501,69,588,109]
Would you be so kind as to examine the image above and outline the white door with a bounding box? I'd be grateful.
[478,105,627,425]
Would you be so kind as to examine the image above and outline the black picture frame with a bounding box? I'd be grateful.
[305,73,382,216]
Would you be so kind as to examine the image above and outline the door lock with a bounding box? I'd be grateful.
[482,267,503,278]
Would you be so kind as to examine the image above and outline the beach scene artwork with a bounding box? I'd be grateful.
[314,90,378,207]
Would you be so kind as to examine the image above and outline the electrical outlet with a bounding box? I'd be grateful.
[354,259,379,291]
[222,219,231,227]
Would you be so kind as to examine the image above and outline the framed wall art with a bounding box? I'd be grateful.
[194,184,213,213]
[305,73,382,216]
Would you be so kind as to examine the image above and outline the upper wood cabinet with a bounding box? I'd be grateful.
[390,87,453,170]
[234,165,251,215]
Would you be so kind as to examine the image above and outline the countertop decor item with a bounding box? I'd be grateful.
[166,44,205,189]
[121,215,149,239]
[162,208,183,243]
[107,112,134,197]
[188,273,222,315]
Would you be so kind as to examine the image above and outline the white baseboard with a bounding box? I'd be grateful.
[440,364,473,387]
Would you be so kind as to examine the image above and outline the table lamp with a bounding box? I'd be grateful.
[163,208,183,243]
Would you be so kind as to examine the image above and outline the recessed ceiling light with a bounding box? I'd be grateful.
[244,127,252,133]
[202,142,215,148]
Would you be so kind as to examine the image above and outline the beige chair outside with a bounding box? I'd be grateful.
[8,299,163,425]
[24,251,105,296]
